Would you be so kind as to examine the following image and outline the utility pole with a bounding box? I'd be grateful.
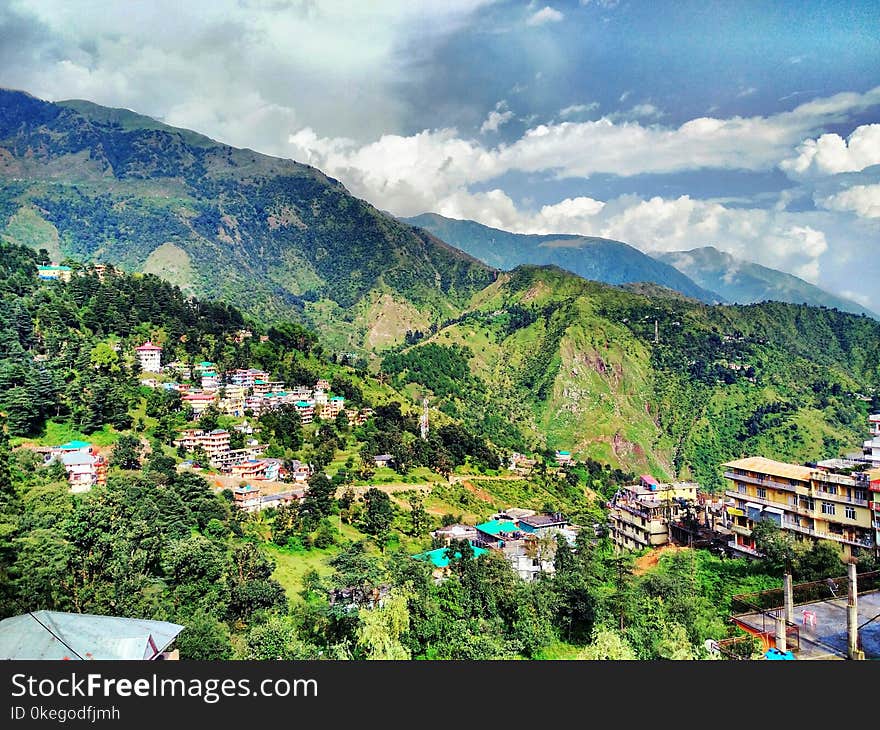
[654,319,659,344]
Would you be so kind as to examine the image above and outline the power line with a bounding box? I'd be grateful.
[28,612,85,660]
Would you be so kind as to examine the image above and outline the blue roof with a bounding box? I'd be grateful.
[475,519,519,536]
[59,440,91,450]
[412,545,488,568]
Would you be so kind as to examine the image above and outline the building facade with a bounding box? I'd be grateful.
[723,456,878,559]
[607,476,699,552]
[134,341,162,373]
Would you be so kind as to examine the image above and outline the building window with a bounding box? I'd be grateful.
[800,497,815,511]
[821,502,836,516]
[845,506,856,520]
[822,484,837,495]
[854,490,866,502]
[756,487,767,499]
[737,485,746,494]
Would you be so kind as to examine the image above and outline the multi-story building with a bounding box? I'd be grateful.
[218,385,246,417]
[181,391,217,416]
[324,396,345,418]
[863,414,880,467]
[51,440,108,493]
[37,264,72,282]
[173,429,230,463]
[228,369,270,389]
[232,484,262,512]
[723,456,877,559]
[134,341,162,373]
[607,476,699,552]
[200,371,220,390]
[294,400,315,424]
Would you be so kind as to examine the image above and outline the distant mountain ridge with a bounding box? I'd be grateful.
[656,246,878,320]
[0,88,494,352]
[401,212,723,303]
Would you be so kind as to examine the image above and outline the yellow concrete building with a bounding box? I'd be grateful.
[608,475,699,552]
[723,456,878,559]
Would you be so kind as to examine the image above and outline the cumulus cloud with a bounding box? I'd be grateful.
[781,124,880,178]
[480,101,514,133]
[425,187,831,286]
[527,6,564,26]
[0,0,499,152]
[819,184,880,219]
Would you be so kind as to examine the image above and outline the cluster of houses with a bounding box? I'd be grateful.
[413,508,580,582]
[606,412,880,561]
[230,482,307,513]
[135,342,374,426]
[172,426,312,484]
[36,440,108,493]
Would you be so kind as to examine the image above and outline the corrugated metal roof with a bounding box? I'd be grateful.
[723,456,813,481]
[0,611,184,660]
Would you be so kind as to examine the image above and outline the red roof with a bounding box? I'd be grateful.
[135,340,162,351]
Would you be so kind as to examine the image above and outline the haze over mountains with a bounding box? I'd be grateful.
[404,213,877,320]
[656,247,879,319]
[402,213,722,304]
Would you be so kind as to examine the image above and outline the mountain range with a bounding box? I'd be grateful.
[0,88,493,353]
[2,89,879,482]
[402,212,722,303]
[656,246,878,319]
[403,212,876,320]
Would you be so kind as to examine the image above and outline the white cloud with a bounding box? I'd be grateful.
[559,102,599,118]
[781,124,880,178]
[480,101,514,133]
[527,6,564,26]
[430,188,831,286]
[737,87,758,98]
[819,184,880,219]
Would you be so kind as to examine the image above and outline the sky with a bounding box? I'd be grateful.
[1,0,880,308]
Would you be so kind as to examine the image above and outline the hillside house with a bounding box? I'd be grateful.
[412,545,489,580]
[37,264,72,282]
[608,476,700,552]
[134,340,162,373]
[49,441,107,493]
[555,450,574,466]
[431,524,480,545]
[181,391,217,415]
[474,519,522,548]
[373,454,393,468]
[517,513,569,536]
[232,484,262,512]
[316,378,331,391]
[294,400,315,424]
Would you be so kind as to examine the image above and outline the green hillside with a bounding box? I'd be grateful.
[384,266,880,489]
[0,89,494,353]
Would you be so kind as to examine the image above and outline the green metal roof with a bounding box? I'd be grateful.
[0,611,183,660]
[412,545,488,568]
[475,519,519,536]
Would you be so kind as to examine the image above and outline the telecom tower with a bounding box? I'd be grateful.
[420,397,429,440]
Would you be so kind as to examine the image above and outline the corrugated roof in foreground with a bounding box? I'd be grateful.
[0,611,184,660]
[722,456,813,481]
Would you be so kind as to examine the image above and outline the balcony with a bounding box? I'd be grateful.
[724,471,803,494]
[727,539,762,557]
[730,523,752,537]
[783,520,874,548]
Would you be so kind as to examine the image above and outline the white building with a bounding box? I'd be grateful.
[135,341,162,373]
[863,414,880,467]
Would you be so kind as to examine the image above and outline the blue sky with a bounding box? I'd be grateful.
[1,0,879,308]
